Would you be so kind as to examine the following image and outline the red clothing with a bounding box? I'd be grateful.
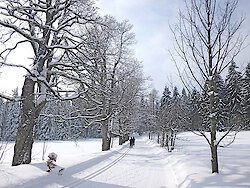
[46,158,56,171]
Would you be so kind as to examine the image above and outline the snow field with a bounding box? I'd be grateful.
[166,131,250,188]
[0,132,250,188]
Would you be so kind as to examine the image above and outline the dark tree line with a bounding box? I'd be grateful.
[0,88,145,142]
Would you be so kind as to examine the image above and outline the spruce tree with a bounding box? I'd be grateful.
[241,63,250,129]
[213,74,227,131]
[158,86,172,147]
[187,89,202,131]
[225,61,243,128]
[199,74,227,131]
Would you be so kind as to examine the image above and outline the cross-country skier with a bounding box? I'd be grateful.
[46,152,64,175]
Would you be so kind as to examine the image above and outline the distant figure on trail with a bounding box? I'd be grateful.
[129,137,133,147]
[129,137,135,147]
[46,152,64,175]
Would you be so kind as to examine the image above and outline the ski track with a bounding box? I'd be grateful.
[13,137,177,188]
[63,137,177,188]
[64,148,131,188]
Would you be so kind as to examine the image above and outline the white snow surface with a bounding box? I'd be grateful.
[1,132,250,188]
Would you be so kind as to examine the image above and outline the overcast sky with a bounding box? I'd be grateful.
[0,0,249,95]
[96,0,250,93]
[96,0,184,93]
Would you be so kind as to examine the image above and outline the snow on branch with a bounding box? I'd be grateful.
[0,20,42,43]
[0,93,21,102]
[0,40,29,57]
[0,61,32,74]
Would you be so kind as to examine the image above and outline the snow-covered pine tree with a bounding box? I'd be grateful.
[37,97,85,140]
[241,62,250,129]
[0,98,5,140]
[199,74,227,132]
[179,88,190,130]
[157,86,172,147]
[0,89,20,162]
[225,61,243,129]
[199,81,210,131]
[147,89,159,139]
[137,95,150,135]
[181,88,188,106]
[160,86,171,106]
[213,74,228,131]
[187,89,202,131]
[4,88,20,141]
[0,88,20,141]
[167,87,181,151]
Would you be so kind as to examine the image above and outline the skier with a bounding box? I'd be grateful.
[132,137,135,146]
[46,152,64,175]
[129,137,133,147]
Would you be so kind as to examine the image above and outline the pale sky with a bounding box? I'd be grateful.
[96,0,250,93]
[0,0,249,95]
[96,0,184,93]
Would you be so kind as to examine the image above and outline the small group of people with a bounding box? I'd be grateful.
[129,137,135,147]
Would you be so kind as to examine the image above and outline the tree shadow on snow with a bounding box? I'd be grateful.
[180,157,250,187]
[184,171,250,188]
[9,145,132,188]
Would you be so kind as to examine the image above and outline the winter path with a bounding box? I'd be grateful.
[2,137,177,188]
[61,137,176,188]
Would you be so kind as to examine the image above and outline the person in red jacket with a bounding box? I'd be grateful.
[46,152,57,172]
[46,152,64,175]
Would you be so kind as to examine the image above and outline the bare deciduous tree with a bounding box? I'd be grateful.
[0,0,97,166]
[171,0,246,173]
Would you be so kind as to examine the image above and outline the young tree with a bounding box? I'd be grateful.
[172,0,246,173]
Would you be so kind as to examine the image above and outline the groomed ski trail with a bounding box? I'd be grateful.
[16,137,177,188]
[63,136,177,188]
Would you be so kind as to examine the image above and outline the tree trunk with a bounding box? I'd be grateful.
[170,131,176,151]
[119,135,123,145]
[12,78,45,166]
[209,79,219,173]
[210,143,219,173]
[161,131,165,147]
[210,107,219,173]
[125,134,129,142]
[101,119,111,151]
[12,78,35,166]
[166,134,170,151]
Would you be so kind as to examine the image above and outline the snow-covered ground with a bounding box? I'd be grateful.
[0,132,250,188]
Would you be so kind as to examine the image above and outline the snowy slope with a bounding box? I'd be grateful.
[1,132,250,188]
